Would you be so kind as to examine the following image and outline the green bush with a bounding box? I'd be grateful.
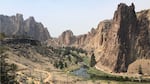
[90,53,96,67]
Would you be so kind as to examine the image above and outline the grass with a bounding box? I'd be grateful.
[87,67,111,77]
[82,56,90,66]
[87,67,150,83]
[116,81,150,84]
[63,64,81,72]
[63,53,150,83]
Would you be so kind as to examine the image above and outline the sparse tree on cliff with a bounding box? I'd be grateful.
[90,53,96,67]
[138,65,143,75]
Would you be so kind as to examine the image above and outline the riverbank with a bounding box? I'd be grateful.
[69,64,150,84]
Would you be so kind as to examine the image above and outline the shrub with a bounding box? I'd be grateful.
[138,65,143,75]
[90,53,96,67]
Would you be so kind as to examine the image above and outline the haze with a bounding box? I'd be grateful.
[0,0,150,37]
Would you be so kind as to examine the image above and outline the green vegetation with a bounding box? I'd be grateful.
[87,67,150,83]
[116,81,150,84]
[90,53,96,67]
[82,56,90,66]
[53,60,66,69]
[64,46,87,54]
[2,39,149,83]
[49,46,87,69]
[88,67,110,77]
[59,47,150,83]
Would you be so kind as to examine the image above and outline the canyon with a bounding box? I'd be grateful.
[48,3,150,73]
[0,3,150,74]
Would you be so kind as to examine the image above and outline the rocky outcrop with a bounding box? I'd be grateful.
[58,30,75,45]
[136,9,150,59]
[98,3,138,72]
[97,3,150,72]
[55,3,150,72]
[0,14,51,41]
[56,20,111,50]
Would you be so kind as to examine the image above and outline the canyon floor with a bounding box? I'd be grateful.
[1,42,149,84]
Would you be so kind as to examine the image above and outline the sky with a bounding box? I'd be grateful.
[0,0,150,37]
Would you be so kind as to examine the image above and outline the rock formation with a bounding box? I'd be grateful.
[98,3,138,72]
[0,14,51,41]
[58,30,75,45]
[1,3,149,73]
[54,3,150,72]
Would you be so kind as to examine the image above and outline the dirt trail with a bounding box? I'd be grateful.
[9,59,53,83]
[16,68,53,84]
[34,69,52,83]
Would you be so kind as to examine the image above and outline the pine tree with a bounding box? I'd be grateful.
[68,56,71,62]
[53,61,59,68]
[90,53,97,67]
[59,60,64,69]
[64,62,68,68]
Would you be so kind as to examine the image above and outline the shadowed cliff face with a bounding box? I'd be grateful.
[54,3,150,72]
[0,14,51,41]
[98,3,150,72]
[101,3,138,72]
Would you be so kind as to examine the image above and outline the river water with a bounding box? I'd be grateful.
[72,65,90,78]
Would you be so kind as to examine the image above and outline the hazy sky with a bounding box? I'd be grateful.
[0,0,150,37]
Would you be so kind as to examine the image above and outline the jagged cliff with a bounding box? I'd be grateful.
[53,3,150,72]
[0,14,51,41]
[97,3,138,72]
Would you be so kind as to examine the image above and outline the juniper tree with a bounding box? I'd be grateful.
[90,53,97,67]
[138,65,143,75]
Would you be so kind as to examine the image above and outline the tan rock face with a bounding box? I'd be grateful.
[99,3,138,72]
[56,20,112,50]
[58,30,75,45]
[136,10,150,59]
[0,14,51,41]
[127,59,150,75]
[97,4,150,72]
[55,3,150,72]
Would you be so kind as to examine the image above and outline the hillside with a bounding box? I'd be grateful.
[0,37,89,83]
